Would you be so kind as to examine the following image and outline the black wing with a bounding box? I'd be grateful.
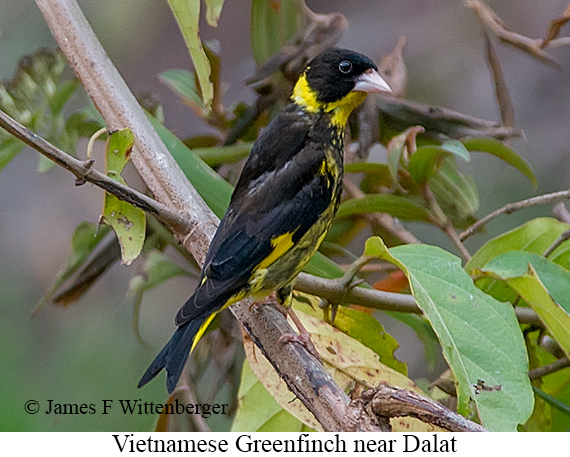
[175,106,335,325]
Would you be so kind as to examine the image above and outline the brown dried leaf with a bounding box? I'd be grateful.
[378,97,523,140]
[379,35,407,97]
[52,235,121,305]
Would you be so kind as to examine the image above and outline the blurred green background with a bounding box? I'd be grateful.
[1,0,569,431]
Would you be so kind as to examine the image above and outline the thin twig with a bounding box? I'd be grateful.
[318,255,375,321]
[443,221,472,261]
[0,109,187,232]
[466,0,561,68]
[1,104,541,325]
[423,185,471,261]
[544,229,570,258]
[481,25,514,127]
[364,383,487,432]
[341,262,398,274]
[528,357,570,380]
[460,189,570,241]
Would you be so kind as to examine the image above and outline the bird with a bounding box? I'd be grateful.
[138,48,391,393]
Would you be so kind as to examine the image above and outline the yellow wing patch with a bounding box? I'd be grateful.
[256,232,295,271]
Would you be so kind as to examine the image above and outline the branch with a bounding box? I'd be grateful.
[528,357,570,380]
[460,189,570,241]
[422,185,471,261]
[34,0,383,432]
[362,383,487,432]
[0,110,188,233]
[295,272,419,314]
[0,103,541,327]
[543,229,570,258]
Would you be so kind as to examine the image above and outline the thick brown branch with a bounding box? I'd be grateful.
[366,383,487,432]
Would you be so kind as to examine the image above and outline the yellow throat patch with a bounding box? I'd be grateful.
[292,73,367,128]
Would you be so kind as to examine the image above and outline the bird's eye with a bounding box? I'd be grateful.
[338,60,352,74]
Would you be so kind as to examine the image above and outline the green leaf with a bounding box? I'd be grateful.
[192,142,253,167]
[467,218,570,273]
[50,79,80,116]
[479,251,570,358]
[303,251,344,279]
[0,49,86,169]
[365,237,534,431]
[0,137,24,172]
[429,157,479,229]
[205,0,225,27]
[467,218,570,304]
[231,360,310,432]
[250,0,305,64]
[337,194,432,222]
[166,0,214,109]
[408,142,470,184]
[344,162,392,188]
[159,69,207,115]
[462,137,537,187]
[149,115,233,219]
[522,332,570,431]
[440,139,471,160]
[127,250,190,299]
[532,386,570,422]
[100,129,146,265]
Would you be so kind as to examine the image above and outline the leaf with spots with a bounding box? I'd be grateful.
[364,237,534,431]
[100,129,145,265]
[242,306,444,432]
[294,298,407,375]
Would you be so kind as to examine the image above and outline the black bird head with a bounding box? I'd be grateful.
[291,48,391,125]
[305,49,391,103]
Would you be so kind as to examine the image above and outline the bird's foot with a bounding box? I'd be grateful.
[278,307,322,363]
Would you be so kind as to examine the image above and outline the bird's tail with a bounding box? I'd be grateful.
[137,311,214,393]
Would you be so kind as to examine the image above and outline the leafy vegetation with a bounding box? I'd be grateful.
[1,0,569,432]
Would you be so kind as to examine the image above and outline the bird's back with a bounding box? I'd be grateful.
[176,103,345,326]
